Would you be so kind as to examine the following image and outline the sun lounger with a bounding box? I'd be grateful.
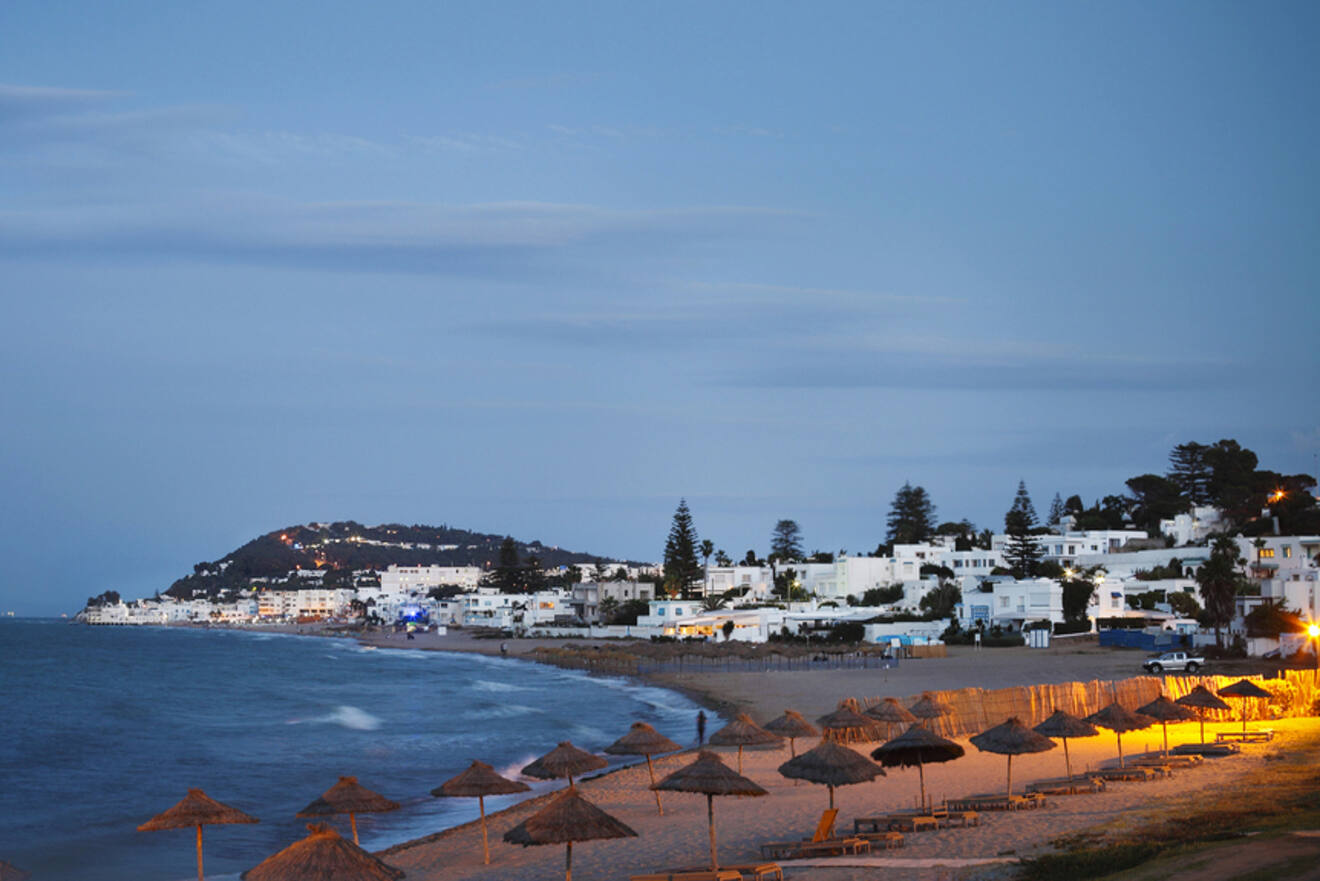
[1172,742,1240,757]
[1132,753,1202,767]
[943,810,981,827]
[1089,766,1159,782]
[630,872,743,881]
[946,793,1040,811]
[853,830,905,848]
[1026,775,1105,795]
[758,837,870,860]
[1216,729,1273,743]
[675,864,782,881]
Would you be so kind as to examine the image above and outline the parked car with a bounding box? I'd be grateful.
[1142,651,1205,674]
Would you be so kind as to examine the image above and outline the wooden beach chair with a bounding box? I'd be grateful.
[759,810,871,860]
[675,865,782,881]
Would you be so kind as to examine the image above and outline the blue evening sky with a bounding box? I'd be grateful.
[2,2,1317,615]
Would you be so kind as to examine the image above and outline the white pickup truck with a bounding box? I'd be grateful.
[1142,651,1205,674]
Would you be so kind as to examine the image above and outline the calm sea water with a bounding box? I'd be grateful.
[0,619,707,881]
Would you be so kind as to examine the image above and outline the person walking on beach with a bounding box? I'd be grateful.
[696,710,707,745]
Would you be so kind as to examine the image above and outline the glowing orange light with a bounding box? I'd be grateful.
[1309,624,1320,639]
[1270,490,1286,503]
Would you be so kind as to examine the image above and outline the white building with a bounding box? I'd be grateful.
[380,564,483,594]
[957,578,1064,630]
[993,530,1148,567]
[1160,506,1226,546]
[570,581,656,623]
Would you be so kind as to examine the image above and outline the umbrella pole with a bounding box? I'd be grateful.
[646,755,663,815]
[1117,732,1124,768]
[350,812,359,845]
[479,795,490,864]
[918,761,927,812]
[790,737,796,758]
[1200,715,1206,745]
[565,840,572,881]
[1162,722,1169,757]
[737,745,743,775]
[707,793,718,871]
[1006,755,1013,800]
[828,784,835,810]
[1063,737,1072,781]
[196,824,204,881]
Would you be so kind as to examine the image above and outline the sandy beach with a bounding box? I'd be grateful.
[318,626,1318,880]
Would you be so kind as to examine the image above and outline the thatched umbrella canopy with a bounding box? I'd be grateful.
[708,713,782,773]
[1137,696,1198,755]
[604,722,682,815]
[865,698,917,740]
[763,710,820,757]
[654,750,767,871]
[138,788,259,881]
[504,786,637,881]
[817,702,884,744]
[0,861,30,881]
[1176,685,1232,743]
[909,693,954,729]
[433,760,531,864]
[297,776,400,846]
[969,717,1055,799]
[778,740,884,810]
[242,823,403,881]
[872,724,964,810]
[1218,679,1273,733]
[1086,703,1156,767]
[1032,709,1098,781]
[522,741,609,785]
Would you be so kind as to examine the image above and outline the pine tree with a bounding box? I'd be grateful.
[770,520,803,562]
[663,499,703,597]
[489,537,522,591]
[1047,493,1065,527]
[1167,442,1211,506]
[886,482,937,545]
[1003,481,1042,578]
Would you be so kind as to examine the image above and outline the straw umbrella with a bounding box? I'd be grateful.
[1137,696,1198,755]
[138,788,258,881]
[778,739,884,810]
[1086,703,1156,767]
[604,722,681,815]
[1218,679,1273,733]
[242,823,403,881]
[432,760,531,864]
[816,701,884,744]
[708,713,782,773]
[872,724,964,810]
[865,697,917,740]
[1176,684,1232,744]
[909,692,954,730]
[503,786,637,881]
[763,710,820,757]
[653,750,768,871]
[1032,709,1098,781]
[297,776,400,845]
[969,717,1056,800]
[522,741,608,785]
[0,861,30,881]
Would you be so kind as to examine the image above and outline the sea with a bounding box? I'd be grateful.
[0,619,708,880]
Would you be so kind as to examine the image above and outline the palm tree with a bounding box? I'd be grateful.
[701,595,728,613]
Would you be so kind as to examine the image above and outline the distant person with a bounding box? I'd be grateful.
[697,710,707,745]
[500,642,509,657]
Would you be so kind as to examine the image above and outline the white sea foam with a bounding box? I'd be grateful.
[471,679,529,693]
[287,705,383,730]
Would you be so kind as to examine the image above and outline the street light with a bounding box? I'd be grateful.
[1308,623,1320,671]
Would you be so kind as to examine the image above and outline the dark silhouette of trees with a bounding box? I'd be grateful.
[886,483,937,545]
[1168,442,1211,505]
[663,499,703,597]
[1197,535,1244,647]
[770,520,803,562]
[1003,481,1043,578]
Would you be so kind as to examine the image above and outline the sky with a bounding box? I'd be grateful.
[1,1,1318,615]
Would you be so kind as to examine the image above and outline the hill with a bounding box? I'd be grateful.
[164,521,617,599]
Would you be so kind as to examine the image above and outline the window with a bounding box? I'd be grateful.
[1259,548,1275,558]
[1282,545,1292,558]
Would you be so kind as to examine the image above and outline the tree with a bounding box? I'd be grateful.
[1003,481,1043,578]
[700,539,715,570]
[1203,439,1260,518]
[701,595,728,612]
[919,582,961,618]
[721,620,736,640]
[1167,442,1211,506]
[770,520,803,562]
[662,499,703,597]
[742,549,762,566]
[1124,474,1185,533]
[1168,591,1201,618]
[1047,493,1065,528]
[714,549,732,567]
[487,537,522,592]
[1061,578,1094,623]
[860,584,905,606]
[1243,599,1304,638]
[1197,535,1244,647]
[886,483,937,545]
[598,596,619,622]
